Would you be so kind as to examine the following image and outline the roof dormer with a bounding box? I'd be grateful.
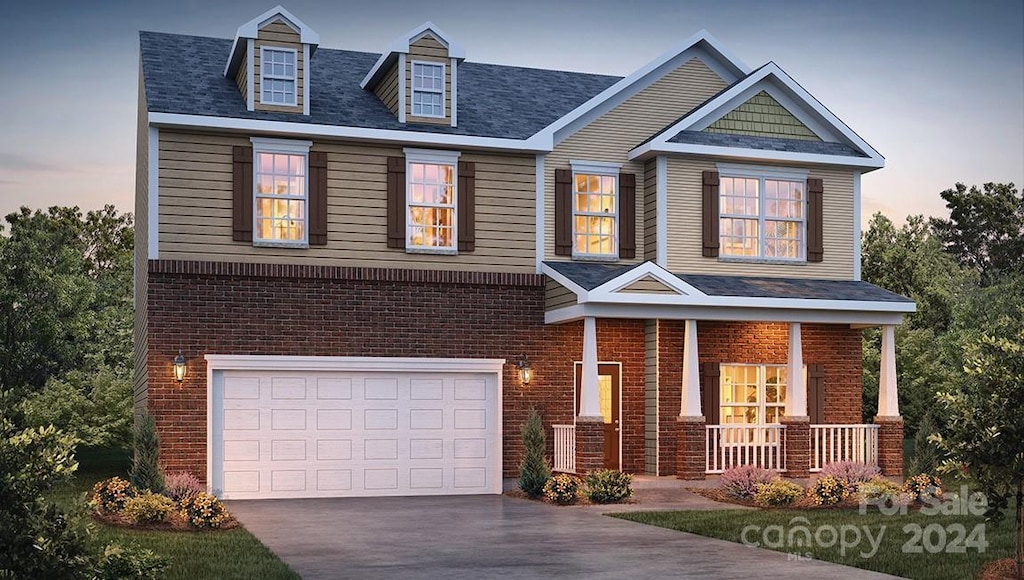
[360,22,465,127]
[224,6,319,115]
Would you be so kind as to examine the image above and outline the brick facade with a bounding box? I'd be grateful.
[675,416,706,479]
[875,416,905,476]
[574,418,605,473]
[781,416,811,478]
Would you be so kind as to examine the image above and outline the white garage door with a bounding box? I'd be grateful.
[209,362,502,500]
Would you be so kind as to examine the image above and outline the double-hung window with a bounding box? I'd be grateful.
[719,166,806,260]
[572,163,618,258]
[405,149,458,252]
[261,47,297,106]
[411,62,445,117]
[720,364,789,427]
[253,138,310,245]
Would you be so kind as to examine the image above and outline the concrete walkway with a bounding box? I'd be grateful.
[228,495,896,580]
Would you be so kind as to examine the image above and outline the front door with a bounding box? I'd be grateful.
[574,363,621,470]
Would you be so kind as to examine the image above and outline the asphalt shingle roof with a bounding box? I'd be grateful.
[139,32,622,140]
[668,131,866,157]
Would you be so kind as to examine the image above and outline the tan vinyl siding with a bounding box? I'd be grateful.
[644,319,658,475]
[545,279,577,310]
[133,64,149,418]
[544,58,728,264]
[235,52,248,103]
[157,131,536,273]
[406,34,451,125]
[374,60,400,115]
[619,276,679,294]
[643,158,658,262]
[705,91,819,140]
[665,156,855,279]
[254,19,304,114]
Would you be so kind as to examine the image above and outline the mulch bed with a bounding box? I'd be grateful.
[978,559,1023,580]
[502,488,637,507]
[688,487,861,510]
[92,510,240,532]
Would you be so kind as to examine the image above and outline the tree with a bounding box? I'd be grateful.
[20,369,133,449]
[931,182,1024,286]
[933,276,1024,579]
[518,410,551,498]
[130,415,165,493]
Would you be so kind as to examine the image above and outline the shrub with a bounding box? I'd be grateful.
[753,478,803,507]
[820,461,880,488]
[543,473,582,505]
[584,469,634,504]
[179,492,229,529]
[808,475,852,505]
[719,465,776,499]
[903,473,943,502]
[122,492,176,524]
[517,410,551,498]
[130,415,164,493]
[858,477,914,507]
[20,369,133,449]
[908,409,942,476]
[164,471,204,502]
[94,543,168,579]
[91,477,139,513]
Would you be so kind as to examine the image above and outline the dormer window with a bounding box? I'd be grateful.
[261,47,297,106]
[411,62,445,117]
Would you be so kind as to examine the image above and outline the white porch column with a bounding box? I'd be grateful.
[579,316,602,419]
[786,322,807,418]
[680,319,702,417]
[878,324,900,417]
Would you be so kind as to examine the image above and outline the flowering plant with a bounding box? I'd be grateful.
[543,473,581,505]
[91,477,140,513]
[178,492,229,528]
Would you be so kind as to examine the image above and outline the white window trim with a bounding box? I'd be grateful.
[717,163,808,263]
[259,46,298,107]
[571,162,620,261]
[403,148,460,254]
[251,137,312,248]
[410,60,446,119]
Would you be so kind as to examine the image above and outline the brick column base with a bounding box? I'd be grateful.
[575,417,605,474]
[875,416,904,477]
[676,416,707,480]
[781,416,811,479]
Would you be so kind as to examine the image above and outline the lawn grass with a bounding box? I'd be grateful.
[48,447,299,580]
[613,506,1014,580]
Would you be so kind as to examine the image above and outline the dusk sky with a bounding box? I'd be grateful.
[0,0,1021,226]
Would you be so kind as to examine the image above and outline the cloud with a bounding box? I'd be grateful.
[0,152,58,172]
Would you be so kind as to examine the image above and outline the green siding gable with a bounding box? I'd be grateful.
[704,91,820,141]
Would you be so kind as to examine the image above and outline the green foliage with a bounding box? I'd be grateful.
[902,474,943,502]
[130,415,165,494]
[91,477,139,513]
[808,475,851,506]
[753,478,803,507]
[543,473,582,505]
[122,492,176,524]
[908,409,942,476]
[517,410,551,498]
[20,368,132,449]
[93,543,168,580]
[584,469,633,504]
[930,182,1024,285]
[857,477,913,507]
[179,492,230,529]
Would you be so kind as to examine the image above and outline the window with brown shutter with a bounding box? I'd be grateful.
[807,363,826,423]
[457,161,475,252]
[618,172,636,259]
[807,178,824,262]
[699,362,720,424]
[308,151,328,246]
[232,146,254,242]
[386,157,406,249]
[702,170,720,257]
[554,168,572,256]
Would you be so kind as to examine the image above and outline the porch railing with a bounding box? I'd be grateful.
[706,425,786,474]
[811,424,880,472]
[552,424,576,473]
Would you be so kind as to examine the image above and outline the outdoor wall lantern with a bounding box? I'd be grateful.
[173,351,188,384]
[516,355,533,386]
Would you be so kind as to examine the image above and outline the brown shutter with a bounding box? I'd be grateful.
[308,151,328,246]
[702,170,720,257]
[807,364,826,423]
[618,172,636,259]
[232,146,254,242]
[386,157,406,249]
[458,161,476,252]
[699,362,721,425]
[807,178,824,262]
[554,168,572,256]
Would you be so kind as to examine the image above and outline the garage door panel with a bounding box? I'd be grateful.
[271,377,307,399]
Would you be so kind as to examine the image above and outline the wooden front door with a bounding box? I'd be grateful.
[575,363,621,470]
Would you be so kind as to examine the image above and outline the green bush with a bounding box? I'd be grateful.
[91,477,139,513]
[808,475,851,506]
[517,410,551,498]
[122,492,176,524]
[129,415,165,493]
[543,473,582,505]
[93,543,168,579]
[753,478,803,507]
[908,409,942,476]
[19,369,132,449]
[584,469,633,504]
[179,492,230,529]
[903,473,943,502]
[858,477,914,507]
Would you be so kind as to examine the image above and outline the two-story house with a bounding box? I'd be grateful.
[135,6,914,500]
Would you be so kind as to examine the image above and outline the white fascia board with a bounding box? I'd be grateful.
[204,354,506,373]
[588,261,707,298]
[148,113,545,153]
[251,136,313,153]
[716,162,808,180]
[539,263,588,300]
[525,31,749,149]
[584,291,916,313]
[629,141,885,169]
[535,154,545,273]
[546,303,908,326]
[147,126,159,260]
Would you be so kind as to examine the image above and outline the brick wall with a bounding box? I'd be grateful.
[145,261,647,481]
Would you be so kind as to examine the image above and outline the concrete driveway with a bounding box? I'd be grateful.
[228,495,895,580]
